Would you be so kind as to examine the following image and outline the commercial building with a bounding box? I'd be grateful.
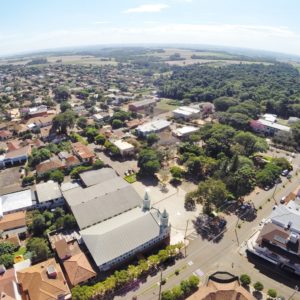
[35,181,64,208]
[173,106,200,120]
[128,98,157,112]
[79,168,117,187]
[136,119,170,137]
[250,117,290,135]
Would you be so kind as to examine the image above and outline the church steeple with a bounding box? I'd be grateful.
[143,191,151,211]
[160,208,169,228]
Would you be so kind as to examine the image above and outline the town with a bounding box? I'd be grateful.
[0,19,300,300]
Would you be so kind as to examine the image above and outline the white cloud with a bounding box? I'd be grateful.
[123,4,169,13]
[93,21,110,25]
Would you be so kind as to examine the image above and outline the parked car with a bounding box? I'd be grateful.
[280,197,286,204]
[281,169,289,176]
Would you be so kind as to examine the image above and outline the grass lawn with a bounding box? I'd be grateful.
[157,98,180,111]
[124,174,137,183]
[14,246,26,257]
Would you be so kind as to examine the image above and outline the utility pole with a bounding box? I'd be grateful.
[184,219,189,258]
[158,268,163,300]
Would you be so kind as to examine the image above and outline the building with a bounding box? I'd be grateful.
[0,130,12,141]
[79,168,117,187]
[0,266,22,300]
[187,271,254,300]
[0,211,26,235]
[136,119,171,137]
[172,126,199,138]
[250,119,290,135]
[72,142,95,163]
[173,106,200,120]
[0,189,33,217]
[80,194,170,271]
[35,181,64,208]
[17,258,71,300]
[36,159,64,177]
[111,139,135,157]
[0,145,31,168]
[54,239,96,287]
[128,98,157,112]
[25,115,55,131]
[247,200,300,275]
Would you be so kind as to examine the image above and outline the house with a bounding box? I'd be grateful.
[0,189,33,217]
[187,271,254,300]
[72,142,95,163]
[0,266,22,300]
[173,106,200,120]
[17,258,71,300]
[0,211,26,235]
[111,139,135,157]
[25,114,55,131]
[55,239,96,287]
[128,98,157,112]
[27,105,48,118]
[35,181,64,208]
[136,119,171,137]
[36,159,64,177]
[0,145,31,168]
[80,195,170,271]
[0,130,12,141]
[172,126,199,138]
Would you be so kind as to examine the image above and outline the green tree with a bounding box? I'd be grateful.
[60,101,71,112]
[63,214,77,229]
[77,117,88,129]
[253,281,264,292]
[54,86,70,102]
[170,166,185,180]
[26,237,51,262]
[0,253,14,268]
[240,274,251,286]
[188,275,200,289]
[161,290,175,300]
[138,149,161,176]
[112,119,123,129]
[52,110,76,134]
[0,242,17,256]
[268,289,277,298]
[95,134,106,145]
[53,207,65,219]
[49,169,64,183]
[146,133,159,146]
[172,285,183,299]
[31,214,47,236]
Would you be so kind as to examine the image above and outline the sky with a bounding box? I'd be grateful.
[1,0,300,56]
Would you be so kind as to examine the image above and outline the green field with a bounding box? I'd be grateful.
[156,98,180,111]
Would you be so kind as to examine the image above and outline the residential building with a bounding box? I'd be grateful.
[136,119,171,137]
[0,130,12,141]
[0,266,22,300]
[111,139,135,157]
[0,211,26,235]
[0,189,33,217]
[172,126,199,138]
[128,98,157,112]
[72,142,95,163]
[17,258,71,300]
[187,271,254,300]
[35,181,64,208]
[0,145,31,168]
[25,114,55,131]
[36,159,64,177]
[80,194,170,271]
[173,106,200,120]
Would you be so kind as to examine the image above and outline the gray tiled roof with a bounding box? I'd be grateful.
[80,207,161,267]
[79,168,117,187]
[69,185,142,229]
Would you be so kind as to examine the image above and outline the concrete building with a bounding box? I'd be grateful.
[250,119,290,135]
[80,194,170,271]
[136,119,170,137]
[128,98,157,112]
[173,106,200,120]
[172,126,199,138]
[0,145,31,168]
[111,139,135,157]
[35,181,64,208]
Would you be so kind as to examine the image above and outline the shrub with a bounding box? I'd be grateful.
[254,281,264,292]
[240,274,251,286]
[267,289,277,298]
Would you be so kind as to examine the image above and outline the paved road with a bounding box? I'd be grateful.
[114,153,300,300]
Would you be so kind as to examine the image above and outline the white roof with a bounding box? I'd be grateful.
[263,113,277,123]
[0,189,33,216]
[173,126,198,136]
[258,119,290,132]
[93,114,103,120]
[14,259,31,272]
[112,140,134,151]
[35,181,62,203]
[173,106,200,116]
[137,119,170,134]
[60,181,80,192]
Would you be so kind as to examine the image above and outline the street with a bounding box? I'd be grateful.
[114,151,300,300]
